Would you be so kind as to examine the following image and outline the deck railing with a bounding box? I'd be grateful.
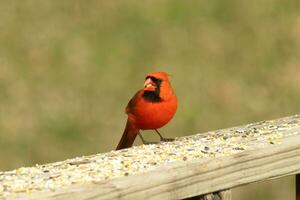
[1,115,300,200]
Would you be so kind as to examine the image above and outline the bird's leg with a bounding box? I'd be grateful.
[138,132,159,145]
[155,129,175,142]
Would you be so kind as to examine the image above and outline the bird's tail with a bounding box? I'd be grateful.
[116,120,139,150]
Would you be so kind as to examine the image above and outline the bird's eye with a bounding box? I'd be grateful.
[152,77,158,82]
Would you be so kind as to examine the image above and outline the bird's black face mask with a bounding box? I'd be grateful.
[143,76,162,102]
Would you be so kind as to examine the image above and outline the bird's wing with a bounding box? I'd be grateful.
[125,90,143,114]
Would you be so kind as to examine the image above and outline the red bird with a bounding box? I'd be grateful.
[116,71,178,150]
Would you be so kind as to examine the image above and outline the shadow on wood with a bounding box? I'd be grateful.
[185,190,231,200]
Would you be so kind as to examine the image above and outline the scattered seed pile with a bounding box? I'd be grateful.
[1,115,300,198]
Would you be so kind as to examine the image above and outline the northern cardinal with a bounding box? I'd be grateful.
[116,71,178,150]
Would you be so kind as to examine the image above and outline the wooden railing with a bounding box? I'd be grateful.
[1,115,300,200]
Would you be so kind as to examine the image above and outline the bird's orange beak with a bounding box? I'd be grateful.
[144,78,156,91]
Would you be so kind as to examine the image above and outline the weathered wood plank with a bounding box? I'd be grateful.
[21,135,299,200]
[1,115,300,200]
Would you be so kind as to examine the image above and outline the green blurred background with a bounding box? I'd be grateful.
[0,0,299,199]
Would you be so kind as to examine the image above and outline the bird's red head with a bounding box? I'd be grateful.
[143,71,170,92]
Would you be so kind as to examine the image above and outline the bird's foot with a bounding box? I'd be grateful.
[154,129,174,142]
[142,141,160,145]
[160,137,175,142]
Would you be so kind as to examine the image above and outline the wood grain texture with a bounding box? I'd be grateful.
[1,115,300,200]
